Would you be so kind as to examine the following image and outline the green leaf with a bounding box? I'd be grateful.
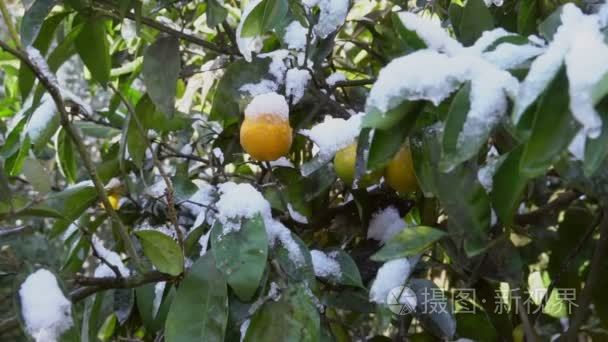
[459,0,494,46]
[9,135,31,176]
[448,2,464,39]
[75,17,111,85]
[411,126,491,256]
[36,181,97,220]
[56,128,78,184]
[372,226,446,261]
[165,254,228,342]
[241,0,289,37]
[25,98,60,152]
[520,68,578,177]
[135,230,184,276]
[244,284,320,342]
[211,214,269,301]
[517,0,538,36]
[408,279,456,340]
[137,283,173,334]
[367,106,420,171]
[391,12,427,52]
[440,83,482,171]
[207,0,228,27]
[491,146,529,224]
[274,232,315,283]
[22,158,52,194]
[331,250,364,288]
[210,58,270,126]
[97,314,117,341]
[122,95,151,168]
[20,0,57,47]
[538,5,564,41]
[142,35,181,116]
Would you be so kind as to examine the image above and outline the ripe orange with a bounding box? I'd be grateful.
[240,113,293,161]
[385,144,418,193]
[334,143,382,187]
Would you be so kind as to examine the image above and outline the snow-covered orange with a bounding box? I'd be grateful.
[240,92,292,161]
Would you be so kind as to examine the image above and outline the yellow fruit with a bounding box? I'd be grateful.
[334,143,382,187]
[385,144,418,193]
[102,193,121,210]
[240,113,293,161]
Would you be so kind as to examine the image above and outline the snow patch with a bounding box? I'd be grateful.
[310,250,341,278]
[19,269,73,342]
[299,113,363,159]
[215,182,272,233]
[326,72,346,86]
[367,206,407,243]
[284,21,309,50]
[244,92,289,120]
[287,203,309,224]
[370,258,413,303]
[92,236,131,277]
[285,68,311,104]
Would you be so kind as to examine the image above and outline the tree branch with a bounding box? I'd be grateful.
[562,208,608,341]
[0,40,144,273]
[514,191,580,226]
[92,1,236,56]
[0,225,34,238]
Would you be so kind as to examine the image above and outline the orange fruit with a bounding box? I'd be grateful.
[240,113,293,161]
[334,143,382,187]
[385,144,418,193]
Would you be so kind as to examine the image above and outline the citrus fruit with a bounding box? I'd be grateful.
[334,143,382,187]
[385,144,418,193]
[240,93,293,161]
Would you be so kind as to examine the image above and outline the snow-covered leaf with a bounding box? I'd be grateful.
[211,214,268,301]
[372,226,446,261]
[244,284,320,341]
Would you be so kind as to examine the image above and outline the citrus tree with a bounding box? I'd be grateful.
[1,0,608,340]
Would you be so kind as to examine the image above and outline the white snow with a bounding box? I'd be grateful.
[568,129,587,161]
[152,282,166,318]
[244,92,289,120]
[25,94,57,143]
[482,43,544,69]
[198,230,211,256]
[19,269,73,342]
[239,79,278,96]
[310,250,341,278]
[92,236,131,278]
[314,0,349,38]
[284,21,309,50]
[26,46,59,88]
[370,258,413,303]
[514,3,608,138]
[239,319,251,342]
[265,219,305,266]
[212,147,225,164]
[367,206,407,243]
[287,203,308,224]
[215,182,272,233]
[477,156,501,192]
[285,68,311,104]
[299,113,363,159]
[326,72,346,86]
[270,157,294,168]
[258,49,290,83]
[397,12,463,56]
[236,0,264,61]
[145,180,167,197]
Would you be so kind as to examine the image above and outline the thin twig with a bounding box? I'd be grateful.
[108,83,184,246]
